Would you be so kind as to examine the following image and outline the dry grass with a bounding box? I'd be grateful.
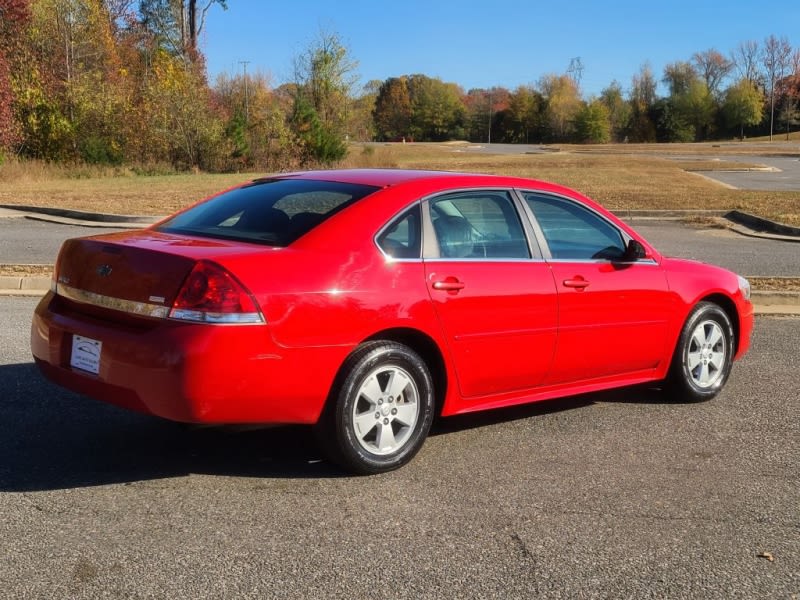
[0,264,53,276]
[1,143,800,226]
[749,277,800,292]
[0,168,259,215]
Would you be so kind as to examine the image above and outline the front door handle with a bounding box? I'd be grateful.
[432,277,466,292]
[562,277,590,289]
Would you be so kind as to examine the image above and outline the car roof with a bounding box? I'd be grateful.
[267,168,526,189]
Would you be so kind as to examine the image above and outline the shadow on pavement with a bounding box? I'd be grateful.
[0,363,343,492]
[1,362,675,491]
[433,384,668,435]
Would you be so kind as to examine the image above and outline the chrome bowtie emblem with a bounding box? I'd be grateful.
[96,264,113,277]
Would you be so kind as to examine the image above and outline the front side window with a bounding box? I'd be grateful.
[157,179,378,247]
[429,191,530,259]
[524,193,626,260]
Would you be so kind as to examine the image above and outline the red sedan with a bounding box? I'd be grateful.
[31,169,754,473]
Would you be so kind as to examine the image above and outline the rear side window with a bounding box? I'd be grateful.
[376,205,422,259]
[157,179,378,246]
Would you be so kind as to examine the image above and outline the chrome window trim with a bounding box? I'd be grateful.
[423,257,547,264]
[545,258,659,266]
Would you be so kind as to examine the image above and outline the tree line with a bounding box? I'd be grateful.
[1,0,798,172]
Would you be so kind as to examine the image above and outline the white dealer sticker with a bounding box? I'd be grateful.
[70,335,102,375]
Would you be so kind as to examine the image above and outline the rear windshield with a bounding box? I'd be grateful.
[156,178,379,246]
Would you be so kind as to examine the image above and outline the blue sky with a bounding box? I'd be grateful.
[204,1,800,97]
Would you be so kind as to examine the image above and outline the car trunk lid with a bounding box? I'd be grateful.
[55,230,266,319]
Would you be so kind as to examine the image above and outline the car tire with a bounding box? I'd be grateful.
[315,341,435,475]
[665,302,734,402]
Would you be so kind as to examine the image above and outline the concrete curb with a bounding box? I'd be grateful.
[725,210,800,238]
[619,209,800,243]
[0,275,50,294]
[0,204,161,229]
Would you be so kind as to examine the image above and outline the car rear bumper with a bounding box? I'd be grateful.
[31,292,342,425]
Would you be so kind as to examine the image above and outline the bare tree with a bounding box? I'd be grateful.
[663,61,697,96]
[731,40,760,84]
[692,48,733,97]
[186,0,226,57]
[762,35,793,140]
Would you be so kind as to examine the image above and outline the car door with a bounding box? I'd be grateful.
[522,191,674,385]
[424,190,558,399]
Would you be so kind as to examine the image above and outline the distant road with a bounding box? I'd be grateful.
[0,218,126,264]
[690,155,800,191]
[439,142,800,191]
[631,220,799,277]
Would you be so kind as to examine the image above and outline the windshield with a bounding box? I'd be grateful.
[156,178,379,246]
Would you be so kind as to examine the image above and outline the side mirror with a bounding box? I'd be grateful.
[622,239,647,262]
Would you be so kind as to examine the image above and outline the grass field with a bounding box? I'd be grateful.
[1,141,799,226]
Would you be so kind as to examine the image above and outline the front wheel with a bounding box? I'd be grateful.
[665,302,734,402]
[315,341,435,474]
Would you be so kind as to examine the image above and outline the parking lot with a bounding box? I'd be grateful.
[1,295,797,598]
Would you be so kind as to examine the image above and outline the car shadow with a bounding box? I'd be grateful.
[1,362,674,491]
[0,362,346,491]
[432,384,668,435]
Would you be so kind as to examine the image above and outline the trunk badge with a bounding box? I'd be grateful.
[97,264,113,277]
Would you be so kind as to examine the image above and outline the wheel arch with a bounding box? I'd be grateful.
[697,293,740,354]
[362,327,448,417]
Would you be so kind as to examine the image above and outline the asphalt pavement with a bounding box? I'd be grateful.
[1,296,798,597]
[0,217,127,264]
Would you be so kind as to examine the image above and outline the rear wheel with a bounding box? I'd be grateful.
[315,341,435,474]
[665,302,734,402]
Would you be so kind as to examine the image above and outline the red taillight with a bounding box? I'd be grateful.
[170,261,264,324]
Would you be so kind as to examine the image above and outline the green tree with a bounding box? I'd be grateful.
[373,77,412,140]
[628,64,657,142]
[676,80,715,140]
[213,71,298,170]
[598,81,630,142]
[651,98,693,142]
[574,100,611,143]
[405,74,465,141]
[292,94,346,164]
[661,61,716,141]
[538,73,582,141]
[294,30,357,131]
[291,30,356,163]
[723,78,765,139]
[347,80,380,141]
[507,85,544,143]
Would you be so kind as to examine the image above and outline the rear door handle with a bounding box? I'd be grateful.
[562,278,590,289]
[432,277,466,292]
